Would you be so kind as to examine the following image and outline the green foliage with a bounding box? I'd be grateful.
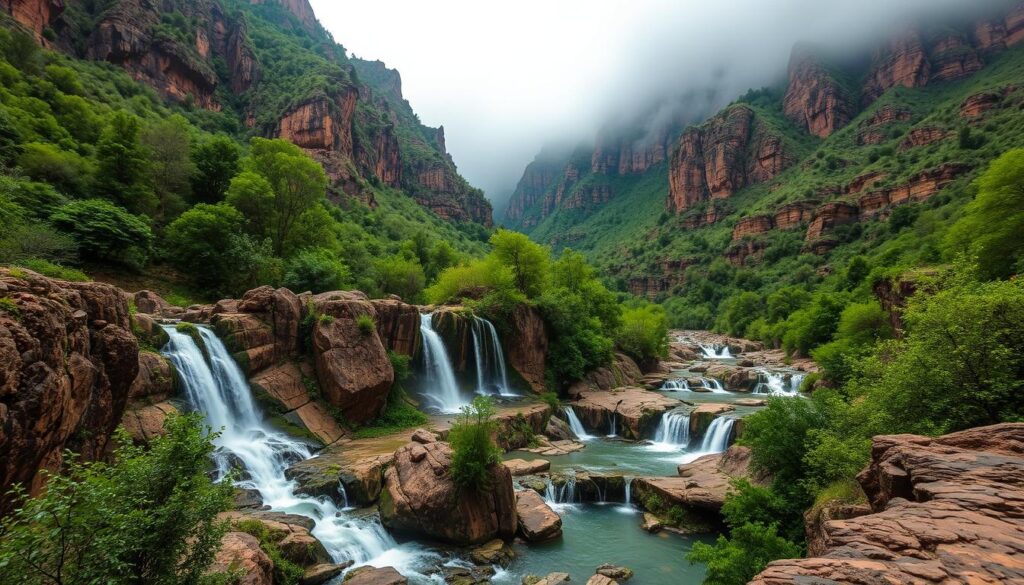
[687,522,801,585]
[282,247,351,293]
[14,258,89,281]
[0,296,20,319]
[375,255,426,301]
[233,519,304,585]
[616,303,669,363]
[945,148,1024,279]
[490,229,550,297]
[714,291,763,337]
[356,313,375,336]
[0,414,233,585]
[811,300,893,384]
[50,199,153,266]
[94,110,155,215]
[448,396,501,491]
[191,134,240,204]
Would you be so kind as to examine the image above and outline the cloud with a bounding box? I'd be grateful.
[310,0,1005,210]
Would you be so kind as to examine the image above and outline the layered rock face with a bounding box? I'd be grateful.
[668,106,794,213]
[752,423,1024,585]
[782,49,853,138]
[503,153,565,227]
[0,269,139,511]
[0,0,63,41]
[380,436,517,545]
[804,202,859,241]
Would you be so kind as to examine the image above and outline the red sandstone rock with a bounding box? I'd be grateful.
[773,201,817,230]
[783,48,853,138]
[731,215,775,241]
[961,90,1003,118]
[506,305,548,393]
[210,532,273,585]
[0,0,62,42]
[571,387,680,440]
[805,202,859,241]
[633,445,759,513]
[862,30,930,105]
[900,126,949,150]
[928,32,984,82]
[380,440,517,545]
[516,489,562,542]
[370,298,421,356]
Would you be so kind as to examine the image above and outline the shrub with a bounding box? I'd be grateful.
[617,303,669,364]
[356,313,375,336]
[375,255,426,302]
[14,258,88,281]
[234,519,304,585]
[0,414,233,585]
[687,522,801,585]
[50,199,153,266]
[448,396,501,490]
[282,247,350,293]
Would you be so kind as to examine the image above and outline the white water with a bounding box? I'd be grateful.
[470,317,516,397]
[544,471,580,513]
[753,369,803,396]
[699,343,733,359]
[647,411,691,452]
[607,413,618,438]
[615,477,637,514]
[698,417,736,453]
[161,326,440,578]
[563,406,593,441]
[699,377,727,394]
[418,313,468,414]
[661,379,690,392]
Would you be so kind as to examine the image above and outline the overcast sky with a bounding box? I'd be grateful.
[310,0,1002,210]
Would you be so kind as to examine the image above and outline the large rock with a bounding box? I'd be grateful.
[370,298,421,356]
[571,387,680,440]
[250,361,345,445]
[310,292,394,424]
[504,458,550,476]
[128,351,174,402]
[506,305,548,392]
[782,48,853,138]
[210,532,273,585]
[380,440,517,545]
[286,449,391,506]
[516,489,562,542]
[751,423,1024,584]
[0,269,139,512]
[634,445,759,513]
[344,566,407,585]
[120,401,179,444]
[569,353,643,395]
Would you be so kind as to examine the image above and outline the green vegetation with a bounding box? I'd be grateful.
[356,313,376,336]
[234,519,305,585]
[352,351,428,439]
[448,396,502,490]
[0,414,233,585]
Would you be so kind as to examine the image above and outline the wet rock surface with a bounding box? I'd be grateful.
[571,387,680,440]
[751,423,1024,584]
[516,489,562,542]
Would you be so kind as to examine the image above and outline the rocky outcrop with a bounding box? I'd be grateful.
[668,106,793,213]
[516,489,562,542]
[804,202,859,241]
[731,215,775,241]
[857,163,970,217]
[899,126,949,150]
[370,298,421,356]
[250,0,317,32]
[856,105,911,145]
[862,30,931,105]
[570,387,679,440]
[310,291,394,424]
[210,531,273,585]
[286,448,391,506]
[344,566,407,585]
[724,239,768,267]
[1,0,63,42]
[872,268,938,335]
[1,269,138,512]
[634,445,759,514]
[505,305,547,393]
[752,423,1024,585]
[121,351,177,443]
[504,150,566,227]
[380,439,517,545]
[961,89,1004,118]
[773,200,816,230]
[928,32,984,82]
[783,48,853,138]
[212,285,303,375]
[277,89,357,155]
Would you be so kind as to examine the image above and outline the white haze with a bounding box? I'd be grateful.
[310,0,1003,210]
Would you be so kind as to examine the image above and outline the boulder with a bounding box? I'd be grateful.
[1,269,139,512]
[586,576,617,585]
[133,289,174,316]
[504,458,550,476]
[544,415,574,441]
[470,538,515,566]
[571,387,680,439]
[120,401,179,444]
[380,440,517,545]
[344,566,407,585]
[370,298,421,356]
[569,353,643,395]
[221,510,328,568]
[635,446,759,514]
[751,423,1024,585]
[516,489,562,542]
[527,573,571,585]
[311,293,393,423]
[505,305,548,392]
[128,351,174,402]
[251,361,346,445]
[131,312,170,347]
[595,564,633,581]
[689,403,735,437]
[522,439,586,456]
[286,450,391,506]
[301,563,350,585]
[410,428,436,444]
[640,512,663,532]
[703,364,759,392]
[210,532,273,585]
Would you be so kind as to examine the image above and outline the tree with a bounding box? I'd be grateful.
[50,199,152,265]
[617,303,669,365]
[687,522,801,585]
[94,111,154,215]
[715,291,763,337]
[163,203,252,294]
[191,134,240,204]
[225,171,275,239]
[283,248,351,293]
[17,142,94,196]
[141,115,193,222]
[944,148,1024,279]
[0,414,233,585]
[489,229,549,298]
[375,255,426,301]
[448,396,501,490]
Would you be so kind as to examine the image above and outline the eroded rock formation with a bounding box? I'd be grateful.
[783,48,853,138]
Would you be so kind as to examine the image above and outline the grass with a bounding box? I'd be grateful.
[13,258,90,281]
[809,477,867,518]
[352,386,427,439]
[0,296,20,319]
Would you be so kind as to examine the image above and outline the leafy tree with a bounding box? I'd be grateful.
[811,301,892,385]
[687,522,801,585]
[141,115,193,222]
[945,148,1024,279]
[714,291,763,337]
[17,142,94,196]
[375,255,426,301]
[163,203,251,294]
[50,199,153,265]
[448,396,502,490]
[282,248,350,293]
[225,170,275,238]
[0,414,233,585]
[489,229,549,297]
[94,111,155,215]
[191,134,240,204]
[617,303,669,364]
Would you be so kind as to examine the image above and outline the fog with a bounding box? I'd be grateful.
[310,0,1005,211]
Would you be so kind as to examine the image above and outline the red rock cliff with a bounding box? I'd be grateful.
[782,48,853,138]
[0,0,62,41]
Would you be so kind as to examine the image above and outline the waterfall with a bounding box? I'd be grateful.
[698,417,736,453]
[562,406,593,441]
[161,325,437,575]
[753,369,799,397]
[700,344,732,359]
[470,317,514,397]
[543,472,579,512]
[790,373,806,394]
[661,379,690,392]
[699,377,727,394]
[607,413,618,438]
[418,313,468,413]
[615,477,636,514]
[648,410,691,452]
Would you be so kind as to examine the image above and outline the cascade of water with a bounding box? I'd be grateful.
[562,406,593,441]
[161,326,436,576]
[418,313,467,413]
[661,379,690,392]
[790,373,806,394]
[753,369,798,396]
[648,411,691,452]
[699,377,727,394]
[698,417,736,453]
[607,413,618,437]
[623,477,633,504]
[699,343,732,359]
[470,317,514,397]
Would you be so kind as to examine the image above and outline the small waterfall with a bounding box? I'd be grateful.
[418,313,467,413]
[470,317,514,397]
[648,410,691,452]
[699,377,727,394]
[700,343,733,359]
[607,413,618,438]
[698,417,736,453]
[161,325,437,575]
[790,373,806,393]
[661,379,690,392]
[563,406,593,441]
[624,477,633,504]
[753,369,799,397]
[544,472,580,512]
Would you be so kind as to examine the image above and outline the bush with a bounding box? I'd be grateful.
[617,303,669,364]
[282,247,350,293]
[687,522,801,585]
[0,414,233,585]
[50,199,153,266]
[375,255,426,301]
[14,258,88,281]
[356,313,375,336]
[448,396,501,490]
